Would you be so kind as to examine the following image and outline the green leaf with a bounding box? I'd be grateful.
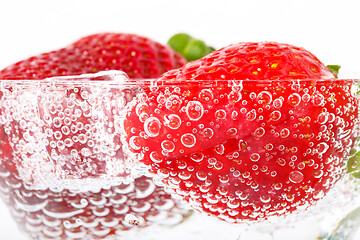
[327,206,360,239]
[167,33,192,55]
[347,146,360,178]
[168,33,215,62]
[326,65,341,78]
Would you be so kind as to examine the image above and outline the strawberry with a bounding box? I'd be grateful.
[0,32,186,177]
[123,42,359,222]
[0,33,189,238]
[0,32,186,80]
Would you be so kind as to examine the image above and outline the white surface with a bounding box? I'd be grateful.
[0,0,359,73]
[0,0,359,239]
[0,202,25,239]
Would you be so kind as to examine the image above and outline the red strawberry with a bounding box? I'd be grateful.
[0,33,186,177]
[0,32,186,80]
[0,33,189,238]
[123,42,359,222]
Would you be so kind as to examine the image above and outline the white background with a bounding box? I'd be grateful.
[0,0,359,239]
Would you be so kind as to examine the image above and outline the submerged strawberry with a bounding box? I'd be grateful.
[123,42,359,222]
[0,33,189,238]
[0,32,186,177]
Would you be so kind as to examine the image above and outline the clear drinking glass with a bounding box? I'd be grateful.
[0,71,191,240]
[0,71,359,239]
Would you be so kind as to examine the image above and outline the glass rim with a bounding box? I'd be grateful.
[0,78,358,84]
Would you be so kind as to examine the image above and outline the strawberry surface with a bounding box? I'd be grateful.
[123,42,359,222]
[0,33,186,80]
[0,33,188,239]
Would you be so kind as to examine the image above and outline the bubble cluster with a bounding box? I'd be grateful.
[0,161,189,240]
[1,72,136,190]
[0,72,191,239]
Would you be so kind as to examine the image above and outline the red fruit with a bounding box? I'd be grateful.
[0,32,186,80]
[0,33,188,238]
[123,42,358,222]
[0,33,186,175]
[0,33,186,177]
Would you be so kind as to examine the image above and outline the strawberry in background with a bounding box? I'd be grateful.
[0,33,186,79]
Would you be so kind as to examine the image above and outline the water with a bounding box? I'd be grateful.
[0,72,190,239]
[1,73,360,239]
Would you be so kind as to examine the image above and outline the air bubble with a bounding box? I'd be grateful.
[250,153,260,162]
[208,158,217,165]
[227,200,240,209]
[161,140,175,152]
[260,195,271,203]
[190,153,204,162]
[314,170,324,179]
[254,127,265,137]
[53,118,62,128]
[289,171,304,183]
[129,136,142,150]
[186,101,204,121]
[257,91,272,104]
[178,171,191,180]
[288,93,301,107]
[227,128,237,136]
[144,117,161,137]
[246,109,257,121]
[317,142,329,154]
[274,183,282,190]
[214,144,225,155]
[264,143,273,150]
[313,93,325,106]
[285,194,295,202]
[215,109,227,119]
[269,111,281,121]
[214,161,224,170]
[149,151,163,163]
[135,103,149,117]
[298,162,306,170]
[228,91,242,103]
[219,175,230,183]
[165,95,182,111]
[61,126,70,135]
[199,89,214,102]
[200,128,214,140]
[125,214,141,226]
[302,93,311,102]
[317,112,329,124]
[233,170,241,178]
[277,158,286,166]
[196,172,207,181]
[164,114,181,130]
[313,190,325,200]
[243,172,250,179]
[273,98,283,108]
[249,92,257,100]
[280,128,290,138]
[181,133,196,148]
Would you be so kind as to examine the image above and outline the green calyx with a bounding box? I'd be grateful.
[168,33,215,62]
[347,147,360,179]
[326,65,341,78]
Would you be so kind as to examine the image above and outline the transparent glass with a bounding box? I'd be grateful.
[0,71,360,239]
